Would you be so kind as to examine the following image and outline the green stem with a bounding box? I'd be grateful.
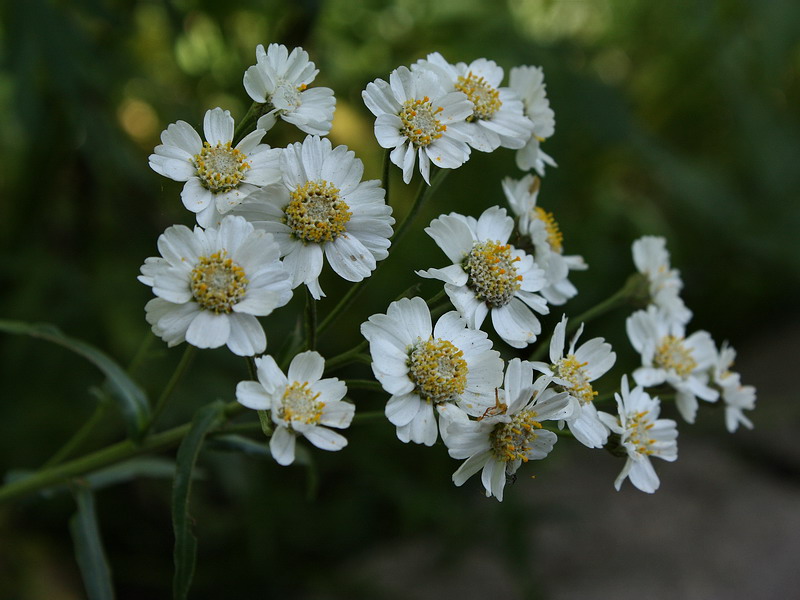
[352,410,386,423]
[232,101,262,144]
[42,398,112,468]
[343,379,384,392]
[305,288,317,351]
[127,331,155,377]
[382,149,391,204]
[246,356,258,381]
[144,345,197,434]
[390,167,448,248]
[324,340,369,372]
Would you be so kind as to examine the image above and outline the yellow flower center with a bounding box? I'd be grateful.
[407,337,468,404]
[193,142,250,193]
[463,240,522,307]
[279,381,324,425]
[284,180,352,243]
[399,97,447,148]
[533,206,563,253]
[655,335,697,378]
[190,250,248,313]
[553,355,596,406]
[627,410,656,456]
[490,410,542,463]
[455,72,502,121]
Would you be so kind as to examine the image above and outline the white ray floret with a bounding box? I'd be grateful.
[503,174,586,305]
[413,52,534,153]
[445,358,576,501]
[243,43,335,135]
[236,351,354,466]
[631,236,692,326]
[712,342,757,433]
[139,215,292,356]
[148,107,281,228]
[531,315,616,448]
[361,297,504,446]
[362,66,474,184]
[627,306,718,423]
[508,65,557,175]
[417,205,549,348]
[599,375,678,494]
[233,135,394,300]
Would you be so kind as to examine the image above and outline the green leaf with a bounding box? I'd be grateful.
[205,434,271,458]
[172,401,225,600]
[0,320,150,439]
[69,484,115,600]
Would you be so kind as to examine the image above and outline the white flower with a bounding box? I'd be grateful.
[139,215,292,356]
[362,66,474,184]
[531,315,616,448]
[235,351,354,465]
[508,65,557,175]
[503,174,586,305]
[713,342,757,433]
[413,52,535,153]
[243,44,335,135]
[627,306,719,423]
[233,135,394,300]
[148,107,282,228]
[631,236,692,326]
[417,206,549,348]
[599,375,678,493]
[360,297,504,446]
[445,359,576,501]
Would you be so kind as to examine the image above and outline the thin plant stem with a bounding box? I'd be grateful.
[232,101,262,143]
[343,379,384,392]
[144,345,197,434]
[41,399,112,468]
[305,288,317,351]
[127,330,155,377]
[381,149,391,203]
[246,356,258,381]
[352,410,386,423]
[325,340,369,372]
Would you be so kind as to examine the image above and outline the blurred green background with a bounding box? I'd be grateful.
[1,0,799,598]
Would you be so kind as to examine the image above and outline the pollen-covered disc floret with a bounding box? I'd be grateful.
[455,72,502,121]
[417,206,549,348]
[400,97,447,148]
[503,174,586,305]
[445,359,575,501]
[235,351,354,466]
[285,180,352,243]
[190,251,248,313]
[553,356,596,406]
[361,297,503,447]
[408,337,468,404]
[463,240,522,308]
[138,215,292,356]
[148,107,281,228]
[627,306,718,423]
[233,135,393,300]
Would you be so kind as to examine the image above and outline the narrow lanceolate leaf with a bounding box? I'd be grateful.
[172,401,226,600]
[69,484,115,600]
[0,320,150,439]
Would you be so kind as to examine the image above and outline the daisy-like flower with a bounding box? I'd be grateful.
[418,206,549,348]
[235,351,354,466]
[149,107,282,228]
[362,66,474,184]
[531,315,616,448]
[599,375,678,493]
[632,236,692,326]
[508,65,557,175]
[626,305,719,423]
[445,358,576,501]
[360,297,503,446]
[413,52,534,153]
[233,135,394,299]
[503,174,586,305]
[139,215,292,356]
[243,43,335,135]
[713,342,757,433]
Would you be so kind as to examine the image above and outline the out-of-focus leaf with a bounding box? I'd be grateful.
[172,401,225,600]
[206,434,271,458]
[69,484,115,600]
[0,320,150,439]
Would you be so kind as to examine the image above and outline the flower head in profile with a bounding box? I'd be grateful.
[139,215,292,356]
[599,375,678,493]
[362,66,474,184]
[713,342,757,433]
[361,297,503,446]
[627,306,718,423]
[149,108,281,228]
[531,315,616,448]
[503,174,586,305]
[233,135,394,299]
[413,52,534,153]
[418,206,549,348]
[444,359,576,501]
[236,351,354,466]
[508,65,557,175]
[632,236,692,326]
[243,44,335,135]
